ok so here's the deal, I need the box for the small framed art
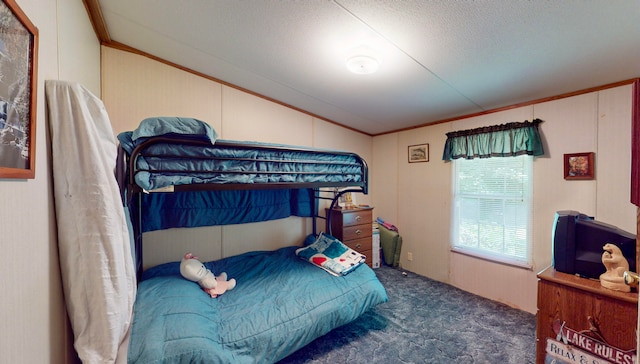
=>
[408,143,429,163]
[564,152,594,180]
[335,188,356,209]
[0,0,39,179]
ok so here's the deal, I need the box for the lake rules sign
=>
[545,320,636,364]
[546,338,613,364]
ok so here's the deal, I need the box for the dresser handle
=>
[355,215,362,222]
[355,229,361,235]
[356,243,362,249]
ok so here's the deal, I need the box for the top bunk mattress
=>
[118,117,368,192]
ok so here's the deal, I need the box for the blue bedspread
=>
[128,246,388,364]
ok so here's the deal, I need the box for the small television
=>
[552,210,636,279]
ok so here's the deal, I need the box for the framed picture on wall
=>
[408,143,429,163]
[0,0,38,179]
[564,152,595,180]
[336,188,356,209]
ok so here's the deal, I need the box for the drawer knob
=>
[355,216,362,222]
[356,243,362,249]
[355,229,362,235]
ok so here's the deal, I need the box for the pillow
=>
[131,117,218,144]
[296,232,365,276]
[116,131,135,154]
[302,233,317,246]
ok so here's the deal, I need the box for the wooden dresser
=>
[536,267,638,363]
[326,206,374,267]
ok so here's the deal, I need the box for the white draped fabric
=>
[46,80,136,363]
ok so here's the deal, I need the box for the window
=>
[451,155,533,267]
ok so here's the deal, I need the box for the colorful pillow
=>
[296,232,365,276]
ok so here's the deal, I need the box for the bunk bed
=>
[117,117,388,363]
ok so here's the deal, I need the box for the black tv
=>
[552,210,636,279]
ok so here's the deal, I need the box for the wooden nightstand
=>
[326,206,374,267]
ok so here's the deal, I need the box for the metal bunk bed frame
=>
[121,136,369,279]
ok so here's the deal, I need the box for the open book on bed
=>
[296,232,366,276]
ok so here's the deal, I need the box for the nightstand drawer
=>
[360,249,373,267]
[342,224,372,241]
[342,209,373,226]
[343,236,372,252]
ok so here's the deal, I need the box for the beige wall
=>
[0,0,100,363]
[372,84,635,313]
[0,2,632,362]
[102,47,372,269]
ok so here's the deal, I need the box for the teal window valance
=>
[442,118,544,160]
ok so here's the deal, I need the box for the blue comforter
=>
[128,247,388,363]
[118,130,365,192]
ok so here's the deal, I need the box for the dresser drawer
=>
[343,236,372,252]
[361,250,373,267]
[342,209,373,226]
[342,223,372,241]
[344,239,372,267]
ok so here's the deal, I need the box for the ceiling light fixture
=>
[346,55,379,75]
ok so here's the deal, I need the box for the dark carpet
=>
[279,265,536,363]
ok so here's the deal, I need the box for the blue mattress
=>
[118,131,366,192]
[127,246,388,364]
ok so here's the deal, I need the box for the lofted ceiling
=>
[91,0,640,135]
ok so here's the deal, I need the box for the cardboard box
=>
[372,227,380,268]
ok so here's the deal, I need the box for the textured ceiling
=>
[97,0,640,135]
